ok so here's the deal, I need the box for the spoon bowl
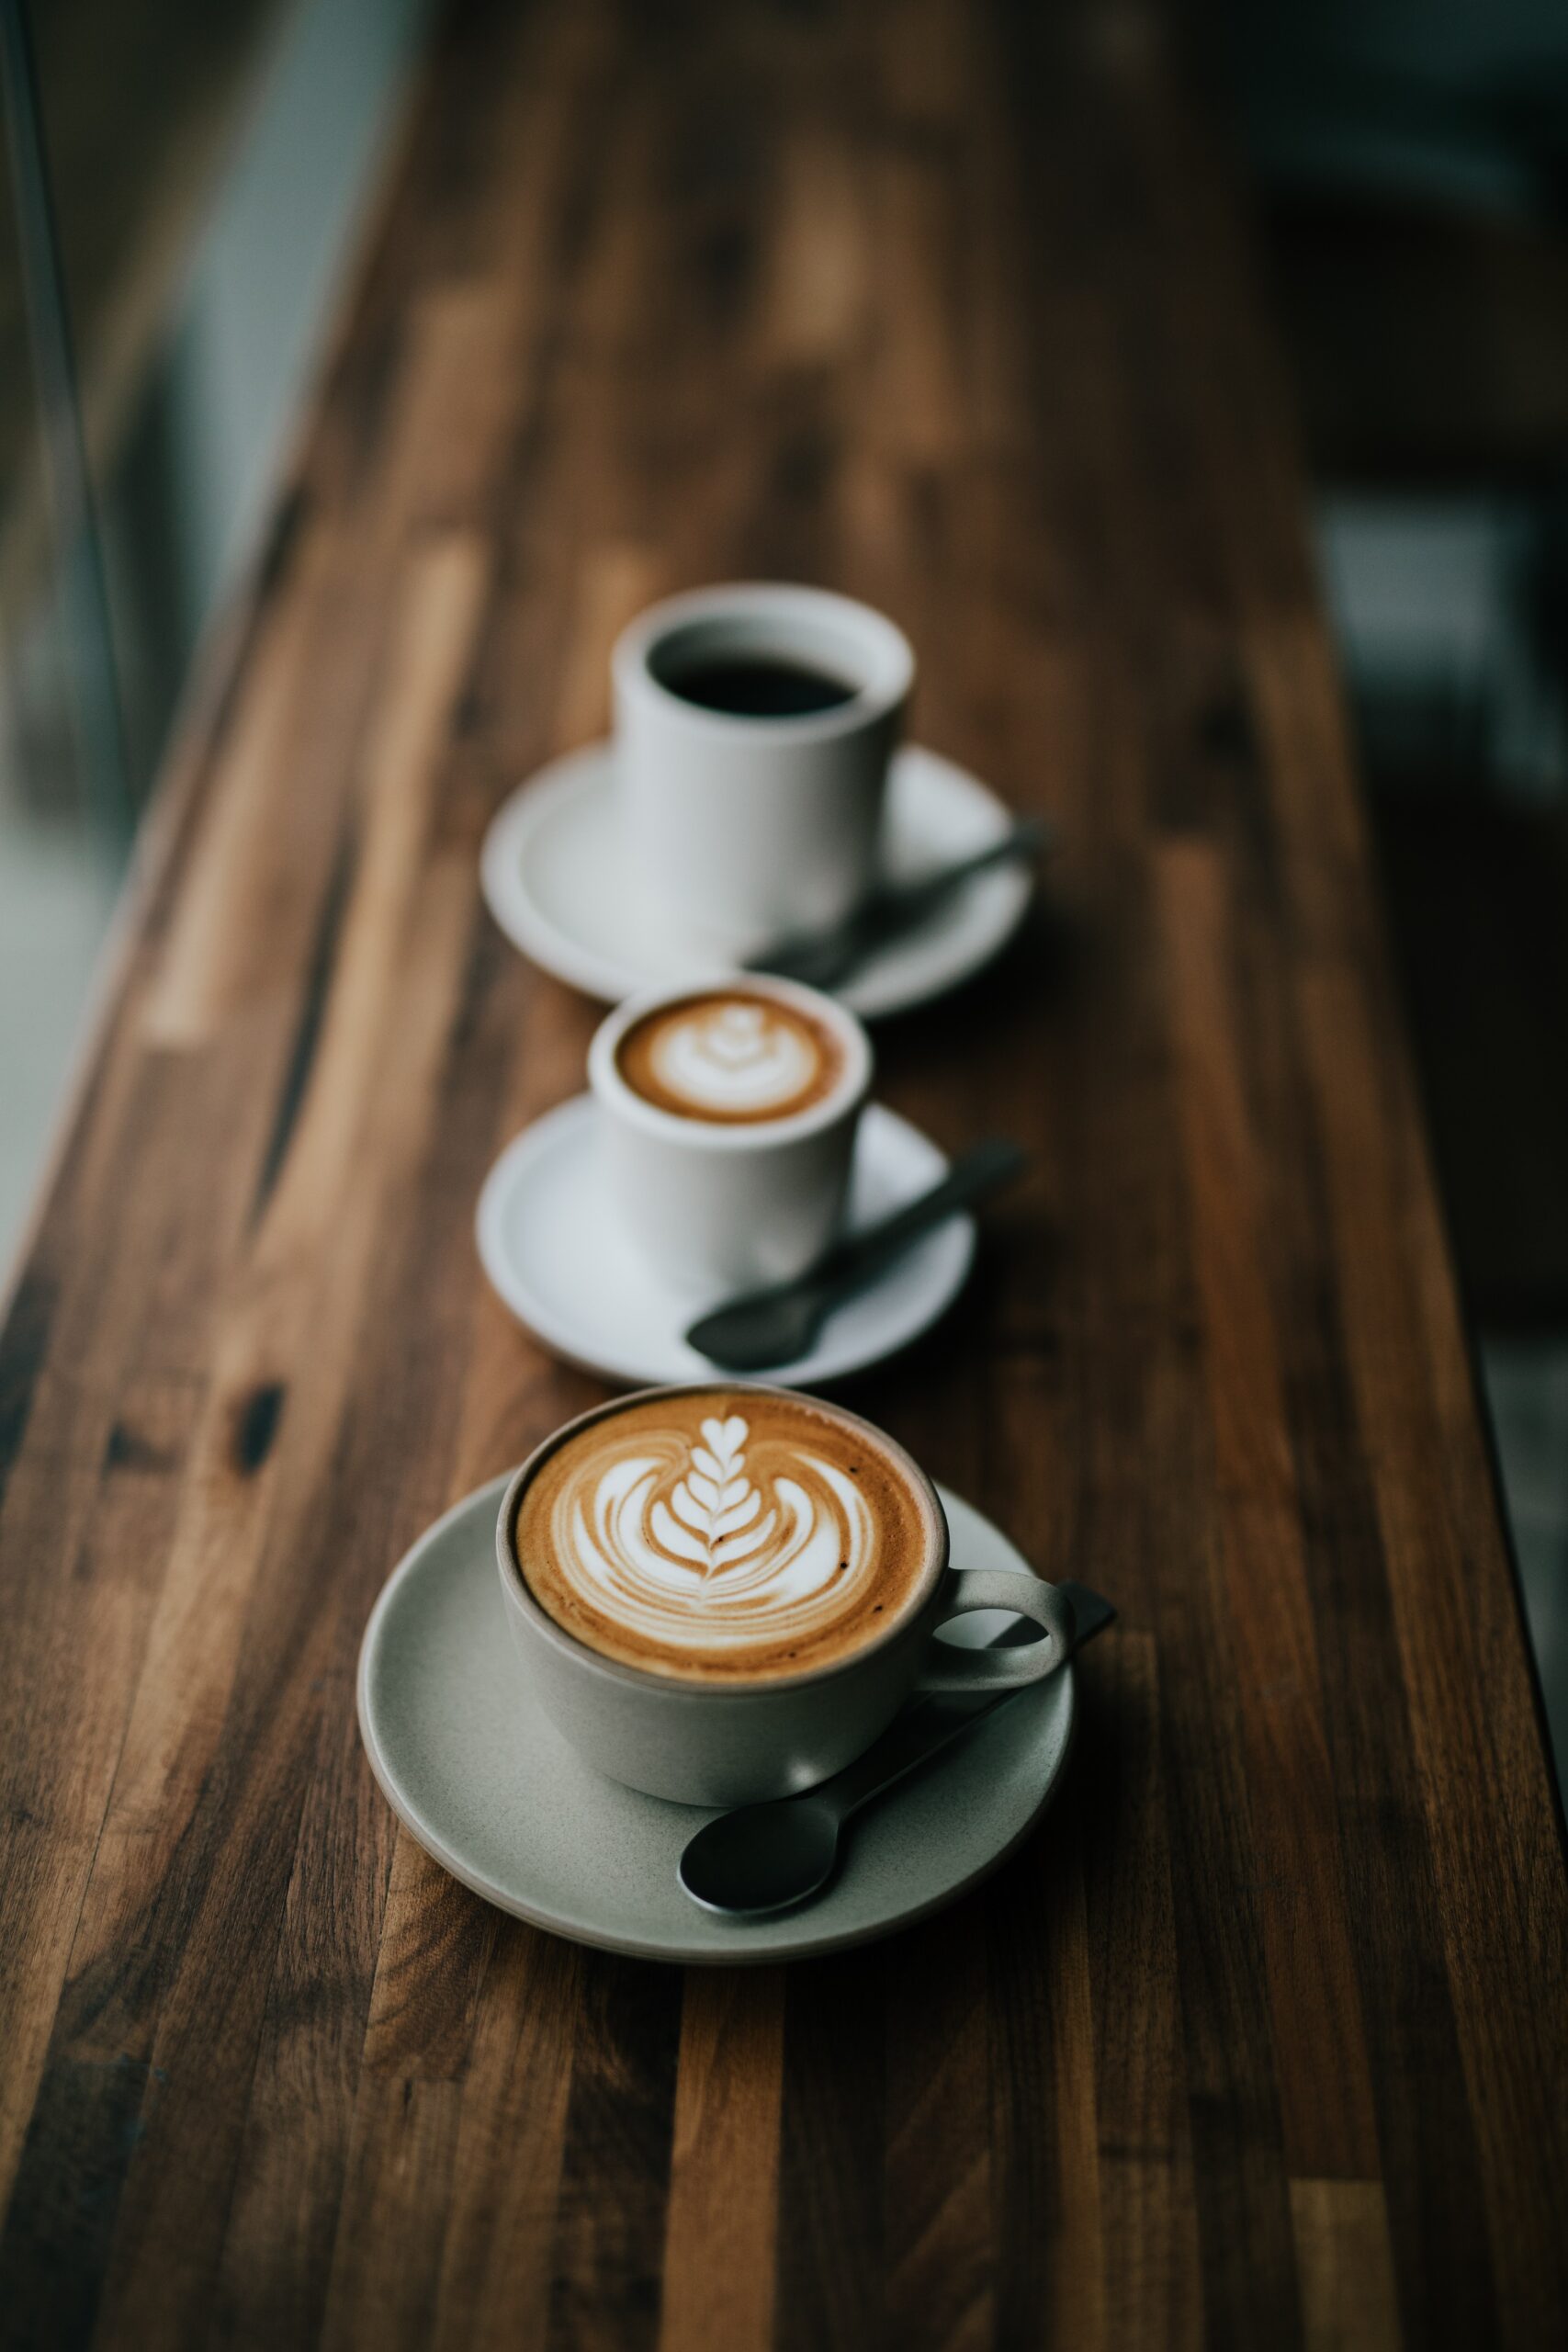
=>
[679,1795,842,1916]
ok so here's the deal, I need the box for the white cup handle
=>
[913,1571,1077,1695]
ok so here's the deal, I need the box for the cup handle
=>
[912,1572,1077,1695]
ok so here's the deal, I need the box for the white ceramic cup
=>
[612,582,915,957]
[588,977,873,1294]
[496,1383,1077,1805]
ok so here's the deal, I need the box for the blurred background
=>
[1,0,1565,1781]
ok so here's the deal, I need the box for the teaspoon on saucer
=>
[684,1136,1025,1371]
[678,1579,1115,1917]
[743,817,1049,989]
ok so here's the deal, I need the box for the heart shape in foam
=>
[706,1009,767,1065]
[669,1416,756,1577]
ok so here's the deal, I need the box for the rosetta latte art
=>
[518,1388,937,1679]
[648,1001,820,1114]
[553,1413,876,1658]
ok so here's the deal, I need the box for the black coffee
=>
[661,655,860,718]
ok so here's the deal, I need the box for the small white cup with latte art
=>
[588,976,872,1293]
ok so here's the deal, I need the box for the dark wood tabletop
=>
[3,0,1565,2345]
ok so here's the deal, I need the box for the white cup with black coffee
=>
[612,582,914,958]
[588,973,872,1293]
[496,1382,1076,1804]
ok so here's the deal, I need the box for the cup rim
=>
[497,1380,951,1698]
[612,582,914,745]
[588,974,874,1149]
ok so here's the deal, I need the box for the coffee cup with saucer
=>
[476,971,977,1385]
[480,582,1034,1020]
[356,1457,1078,1962]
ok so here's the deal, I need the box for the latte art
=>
[570,1410,871,1638]
[653,1004,817,1114]
[615,989,844,1125]
[515,1389,937,1680]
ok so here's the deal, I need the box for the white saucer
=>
[476,1096,974,1389]
[480,740,1033,1019]
[357,1474,1076,1964]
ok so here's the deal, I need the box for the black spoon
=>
[743,818,1050,989]
[679,1580,1116,1916]
[683,1137,1026,1371]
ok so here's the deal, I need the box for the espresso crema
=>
[513,1389,939,1681]
[614,990,843,1125]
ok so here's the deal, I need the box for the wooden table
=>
[3,2,1565,2344]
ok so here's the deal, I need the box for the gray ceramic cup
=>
[496,1383,1076,1806]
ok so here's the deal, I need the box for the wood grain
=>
[658,1970,784,2352]
[1,0,1564,2346]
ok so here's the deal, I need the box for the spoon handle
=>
[812,1136,1025,1291]
[817,1578,1116,1822]
[745,817,1049,984]
[819,1680,1021,1817]
[873,817,1050,925]
[682,1138,1026,1366]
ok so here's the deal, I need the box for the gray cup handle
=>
[913,1571,1077,1695]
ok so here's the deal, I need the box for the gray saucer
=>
[356,1476,1076,1963]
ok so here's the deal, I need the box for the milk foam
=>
[547,1412,877,1659]
[647,1001,821,1115]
